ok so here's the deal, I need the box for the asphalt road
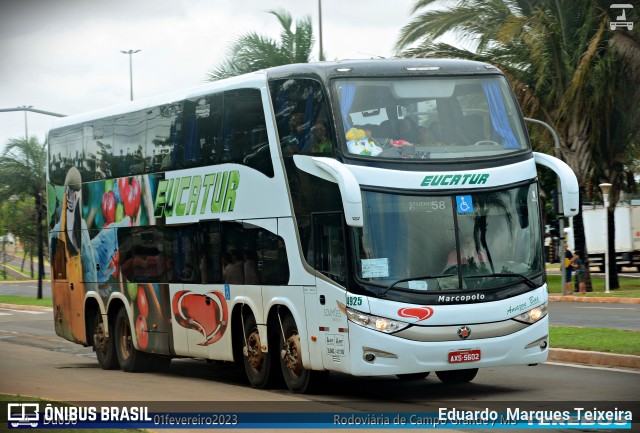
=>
[1,306,639,432]
[0,308,638,403]
[548,302,640,330]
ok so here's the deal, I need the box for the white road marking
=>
[0,309,50,314]
[545,361,640,374]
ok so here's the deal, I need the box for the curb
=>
[549,348,640,370]
[548,295,640,304]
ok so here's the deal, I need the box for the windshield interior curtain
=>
[339,83,356,132]
[481,80,519,149]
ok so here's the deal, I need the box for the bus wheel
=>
[93,311,118,370]
[242,313,274,388]
[114,307,149,372]
[279,314,320,393]
[435,368,478,384]
[397,372,430,380]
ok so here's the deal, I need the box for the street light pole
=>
[599,183,612,293]
[318,0,325,61]
[121,49,141,101]
[20,105,33,141]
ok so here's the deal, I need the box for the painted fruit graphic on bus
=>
[101,190,116,225]
[172,291,228,346]
[122,177,141,217]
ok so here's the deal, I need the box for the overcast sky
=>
[0,0,419,155]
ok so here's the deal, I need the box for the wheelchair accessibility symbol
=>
[456,195,474,213]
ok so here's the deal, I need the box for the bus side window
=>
[312,213,346,285]
[113,110,147,177]
[204,93,224,166]
[172,226,201,283]
[49,125,81,186]
[268,78,334,157]
[257,230,290,285]
[148,104,179,174]
[200,221,222,284]
[223,89,273,177]
[221,222,245,284]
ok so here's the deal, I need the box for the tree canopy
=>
[207,9,314,81]
[0,137,47,296]
[396,0,640,289]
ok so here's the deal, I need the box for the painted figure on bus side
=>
[49,167,128,341]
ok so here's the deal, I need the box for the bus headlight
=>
[513,302,548,324]
[339,303,410,334]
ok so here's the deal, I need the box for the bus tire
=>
[435,368,478,384]
[397,372,430,380]
[279,314,323,393]
[114,307,149,372]
[242,313,276,388]
[93,311,119,370]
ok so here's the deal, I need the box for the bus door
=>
[50,233,85,344]
[310,213,350,372]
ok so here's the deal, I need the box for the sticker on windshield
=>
[456,195,474,214]
[408,280,429,291]
[361,258,389,278]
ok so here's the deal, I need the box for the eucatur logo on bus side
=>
[154,170,240,218]
[421,173,490,187]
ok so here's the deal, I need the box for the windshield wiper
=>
[464,273,536,288]
[379,274,456,298]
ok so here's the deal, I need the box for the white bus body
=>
[47,59,577,392]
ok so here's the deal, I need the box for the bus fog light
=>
[364,352,375,362]
[525,335,548,350]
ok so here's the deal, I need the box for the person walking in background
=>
[572,252,586,294]
[563,244,575,295]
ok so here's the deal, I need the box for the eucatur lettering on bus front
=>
[154,167,240,223]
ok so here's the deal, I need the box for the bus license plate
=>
[448,349,481,364]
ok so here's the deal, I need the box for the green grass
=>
[546,274,640,297]
[3,262,37,277]
[0,295,52,307]
[1,395,148,433]
[550,326,640,356]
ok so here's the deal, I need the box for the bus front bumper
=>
[346,316,549,376]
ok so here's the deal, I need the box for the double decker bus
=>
[47,59,578,393]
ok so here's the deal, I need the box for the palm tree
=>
[396,0,640,290]
[0,137,47,298]
[207,9,314,81]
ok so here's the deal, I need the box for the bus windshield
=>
[333,75,529,160]
[353,182,543,295]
